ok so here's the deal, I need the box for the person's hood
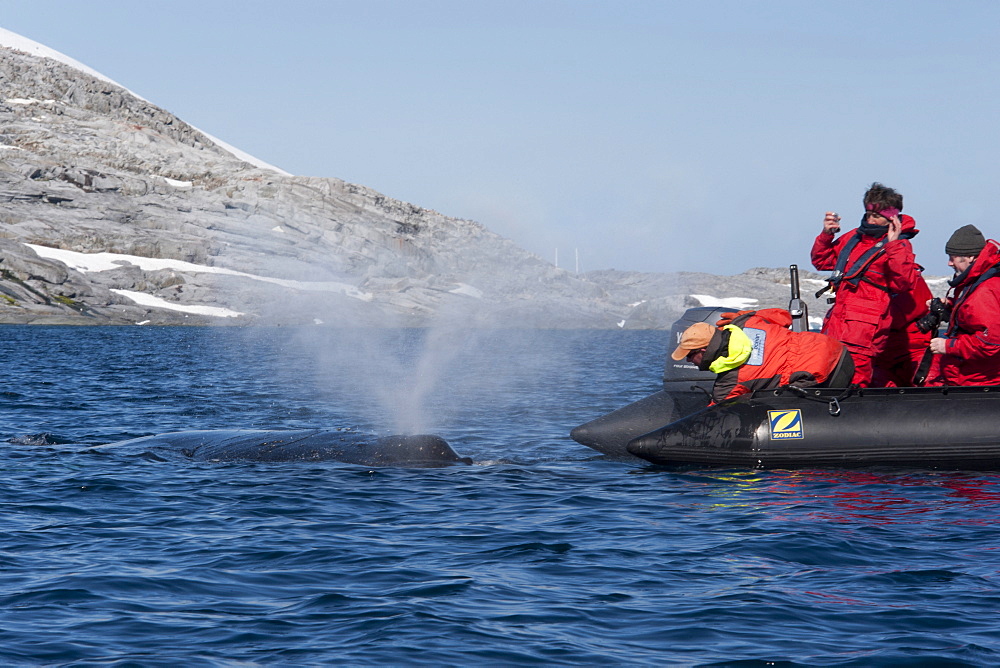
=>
[900,213,919,239]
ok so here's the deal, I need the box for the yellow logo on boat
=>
[768,409,804,440]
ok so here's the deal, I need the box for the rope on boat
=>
[774,384,859,416]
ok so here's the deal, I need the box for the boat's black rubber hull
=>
[568,306,730,457]
[569,390,708,458]
[626,387,1000,470]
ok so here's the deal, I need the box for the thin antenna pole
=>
[554,248,559,267]
[575,248,579,274]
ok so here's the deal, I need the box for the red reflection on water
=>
[738,469,1000,525]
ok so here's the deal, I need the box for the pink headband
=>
[865,203,900,219]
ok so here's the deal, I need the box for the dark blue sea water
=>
[2,325,1000,666]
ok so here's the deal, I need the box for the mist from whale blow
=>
[285,303,569,440]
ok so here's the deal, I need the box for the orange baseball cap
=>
[671,322,716,360]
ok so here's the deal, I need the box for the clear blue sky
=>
[4,0,999,274]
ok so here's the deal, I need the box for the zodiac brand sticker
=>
[768,409,804,440]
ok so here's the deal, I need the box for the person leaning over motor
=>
[811,183,924,387]
[925,225,1000,386]
[671,308,855,405]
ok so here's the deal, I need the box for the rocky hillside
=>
[0,38,914,328]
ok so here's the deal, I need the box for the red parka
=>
[711,308,848,403]
[811,214,922,385]
[926,239,1000,386]
[872,270,934,387]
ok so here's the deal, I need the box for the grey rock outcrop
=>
[1,42,631,326]
[0,41,940,328]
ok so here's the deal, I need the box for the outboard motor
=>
[661,306,730,399]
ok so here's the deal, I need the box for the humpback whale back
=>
[100,430,472,467]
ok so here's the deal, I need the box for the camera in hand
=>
[916,297,949,334]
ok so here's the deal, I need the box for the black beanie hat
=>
[945,224,986,256]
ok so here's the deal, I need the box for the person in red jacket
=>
[926,225,1000,386]
[811,183,922,386]
[671,308,854,404]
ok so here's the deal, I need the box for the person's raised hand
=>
[823,211,841,235]
[886,216,902,242]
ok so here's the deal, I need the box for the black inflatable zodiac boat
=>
[624,385,1000,470]
[571,272,1000,470]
